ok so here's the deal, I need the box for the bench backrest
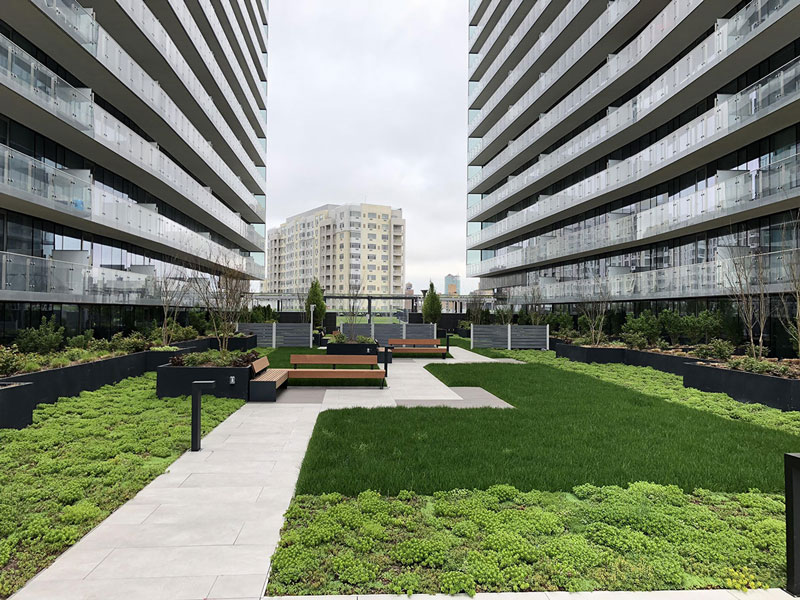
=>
[290,354,378,366]
[250,356,270,374]
[388,338,440,347]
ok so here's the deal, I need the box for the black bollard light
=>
[191,380,215,451]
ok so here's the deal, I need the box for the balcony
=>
[25,0,265,212]
[468,51,800,253]
[468,152,800,278]
[0,144,261,279]
[0,33,264,250]
[508,248,798,304]
[468,0,800,211]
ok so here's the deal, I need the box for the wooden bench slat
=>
[290,354,378,366]
[387,338,440,347]
[250,356,271,374]
[287,369,385,379]
[393,347,445,353]
[254,369,289,383]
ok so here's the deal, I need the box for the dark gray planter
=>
[555,343,625,364]
[208,335,257,351]
[623,349,701,377]
[0,382,36,429]
[456,327,471,338]
[313,333,327,347]
[684,362,800,411]
[156,364,251,400]
[145,348,191,371]
[326,343,379,356]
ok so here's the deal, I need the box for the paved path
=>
[10,348,791,599]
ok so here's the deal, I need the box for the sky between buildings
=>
[266,0,476,295]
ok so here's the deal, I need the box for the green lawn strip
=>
[267,485,783,595]
[296,361,800,495]
[491,350,800,437]
[257,347,386,387]
[0,373,243,598]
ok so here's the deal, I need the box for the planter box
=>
[326,343,379,356]
[313,333,327,347]
[684,362,800,411]
[208,335,257,351]
[624,349,701,377]
[0,382,36,429]
[156,364,251,400]
[145,348,191,371]
[555,343,625,365]
[456,327,471,338]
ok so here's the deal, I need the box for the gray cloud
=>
[266,0,475,294]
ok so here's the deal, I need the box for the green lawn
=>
[296,358,800,496]
[0,373,243,598]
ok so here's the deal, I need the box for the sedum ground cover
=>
[269,347,796,594]
[0,373,243,598]
[268,484,783,595]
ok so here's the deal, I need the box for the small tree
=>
[575,277,611,346]
[422,282,442,324]
[344,282,365,341]
[304,279,327,330]
[494,306,513,325]
[724,248,770,359]
[154,264,190,346]
[466,294,485,324]
[191,256,252,352]
[657,309,684,346]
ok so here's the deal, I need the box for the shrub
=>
[0,345,24,376]
[16,316,65,354]
[332,332,347,344]
[621,332,648,350]
[517,307,532,325]
[87,338,111,353]
[356,336,376,344]
[657,310,684,346]
[66,329,94,349]
[187,310,210,335]
[110,332,150,353]
[684,310,723,345]
[546,312,574,333]
[621,310,660,347]
[178,350,258,368]
[150,345,180,352]
[458,320,472,330]
[710,339,735,360]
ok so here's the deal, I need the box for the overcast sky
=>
[266,0,475,294]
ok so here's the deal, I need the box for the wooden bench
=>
[388,338,449,359]
[289,354,386,388]
[249,356,289,402]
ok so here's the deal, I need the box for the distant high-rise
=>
[445,274,461,295]
[268,204,406,311]
[0,1,268,338]
[467,0,800,308]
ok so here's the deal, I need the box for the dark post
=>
[787,453,800,594]
[191,380,215,452]
[384,345,390,377]
[446,334,451,355]
[367,296,372,323]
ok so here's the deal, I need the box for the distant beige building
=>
[268,204,406,311]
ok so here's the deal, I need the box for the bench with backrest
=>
[249,356,289,402]
[388,338,449,359]
[289,354,386,388]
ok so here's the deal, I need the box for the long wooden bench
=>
[289,354,386,388]
[388,338,449,359]
[249,356,289,402]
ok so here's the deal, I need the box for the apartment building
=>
[467,0,800,310]
[445,274,461,295]
[268,204,406,311]
[0,0,268,338]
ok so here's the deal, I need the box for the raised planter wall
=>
[554,343,702,376]
[683,363,800,411]
[208,335,258,351]
[156,364,251,400]
[554,343,625,365]
[0,382,37,429]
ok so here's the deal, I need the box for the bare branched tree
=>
[494,306,513,325]
[295,289,308,322]
[344,281,365,341]
[154,263,190,346]
[723,247,770,359]
[576,276,611,346]
[466,293,485,325]
[191,254,252,352]
[523,285,545,325]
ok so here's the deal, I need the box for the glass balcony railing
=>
[467,49,800,253]
[470,0,591,103]
[0,33,264,248]
[32,0,265,209]
[0,144,260,279]
[0,145,92,216]
[31,0,97,51]
[509,248,798,304]
[468,153,800,277]
[469,0,636,133]
[468,0,796,201]
[0,33,93,130]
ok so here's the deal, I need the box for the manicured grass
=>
[0,373,243,597]
[296,358,800,495]
[267,484,784,595]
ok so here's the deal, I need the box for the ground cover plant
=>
[0,373,243,597]
[267,484,784,595]
[296,358,800,495]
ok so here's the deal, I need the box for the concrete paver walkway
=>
[10,348,791,599]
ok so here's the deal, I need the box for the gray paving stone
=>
[11,575,215,600]
[208,573,268,598]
